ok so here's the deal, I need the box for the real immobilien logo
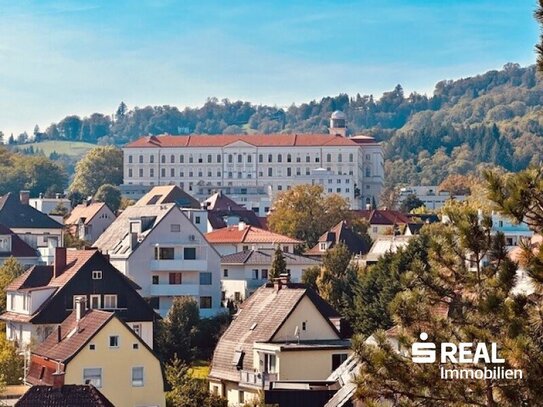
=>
[411,332,523,380]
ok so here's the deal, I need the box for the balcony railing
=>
[150,259,208,271]
[149,284,200,296]
[239,370,277,389]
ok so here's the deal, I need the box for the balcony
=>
[239,370,277,389]
[150,259,208,271]
[149,284,200,296]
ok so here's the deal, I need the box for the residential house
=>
[94,200,222,318]
[305,221,371,259]
[29,194,71,224]
[65,202,116,244]
[0,224,40,268]
[489,211,533,248]
[220,249,320,301]
[0,192,64,263]
[353,209,410,239]
[362,236,412,265]
[205,223,302,256]
[208,279,351,406]
[16,382,114,407]
[398,185,467,210]
[26,304,166,407]
[203,191,266,231]
[1,248,158,349]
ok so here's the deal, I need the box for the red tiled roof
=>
[205,225,302,244]
[125,133,360,148]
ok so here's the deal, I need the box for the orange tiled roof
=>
[65,202,108,226]
[125,133,360,148]
[205,225,302,244]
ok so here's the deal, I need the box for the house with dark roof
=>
[1,248,158,349]
[64,202,116,244]
[0,224,40,268]
[208,279,351,406]
[220,249,320,301]
[205,223,302,256]
[94,199,223,318]
[17,382,115,407]
[352,209,411,238]
[0,192,64,263]
[203,191,266,232]
[305,221,371,259]
[26,303,165,407]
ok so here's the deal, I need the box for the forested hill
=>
[10,63,543,186]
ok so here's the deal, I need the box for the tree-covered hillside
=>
[8,63,542,187]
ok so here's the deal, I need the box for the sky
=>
[0,0,538,136]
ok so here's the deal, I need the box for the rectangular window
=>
[109,335,119,348]
[184,247,196,260]
[90,295,100,309]
[332,354,348,371]
[252,269,259,280]
[268,168,272,177]
[239,391,245,404]
[195,216,201,224]
[139,169,143,177]
[132,367,144,387]
[169,273,182,285]
[170,224,181,232]
[128,155,133,164]
[261,269,268,280]
[170,168,175,177]
[200,296,212,309]
[223,269,229,277]
[200,272,212,285]
[83,368,102,388]
[104,295,117,309]
[152,275,159,284]
[92,271,102,280]
[128,168,133,178]
[132,324,141,337]
[156,247,175,260]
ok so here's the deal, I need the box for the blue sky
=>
[0,0,538,135]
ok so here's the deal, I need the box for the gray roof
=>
[209,284,341,382]
[221,249,320,266]
[94,203,176,256]
[0,193,62,229]
[324,355,359,407]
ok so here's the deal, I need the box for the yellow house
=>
[209,278,351,406]
[26,298,165,407]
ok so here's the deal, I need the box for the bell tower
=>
[329,110,347,137]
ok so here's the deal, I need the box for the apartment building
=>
[122,112,384,210]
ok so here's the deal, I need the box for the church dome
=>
[331,110,346,120]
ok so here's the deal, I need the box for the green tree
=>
[94,184,121,213]
[0,332,23,384]
[354,201,543,405]
[0,258,25,312]
[536,1,543,72]
[69,146,123,197]
[317,243,356,314]
[165,356,227,407]
[399,193,425,213]
[301,265,321,291]
[156,297,200,363]
[269,247,287,281]
[268,185,351,248]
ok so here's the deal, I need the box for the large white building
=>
[122,112,384,210]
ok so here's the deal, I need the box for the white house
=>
[94,198,223,318]
[220,249,321,301]
[64,202,116,244]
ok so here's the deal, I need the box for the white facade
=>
[122,132,384,210]
[399,185,467,210]
[29,196,71,224]
[97,206,223,318]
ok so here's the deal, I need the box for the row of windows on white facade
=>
[83,366,144,388]
[127,152,364,164]
[127,167,371,178]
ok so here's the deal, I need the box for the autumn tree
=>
[0,258,25,312]
[268,185,351,248]
[69,146,123,197]
[354,201,543,405]
[438,173,473,196]
[269,247,287,281]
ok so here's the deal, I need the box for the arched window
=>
[365,167,371,177]
[139,155,143,164]
[180,155,184,163]
[268,154,273,163]
[170,155,175,163]
[161,155,166,164]
[259,154,263,163]
[326,153,331,162]
[150,155,155,164]
[287,154,292,163]
[238,155,243,163]
[128,155,133,164]
[349,153,354,162]
[277,154,282,163]
[247,155,252,163]
[207,154,212,163]
[338,154,342,163]
[228,154,233,163]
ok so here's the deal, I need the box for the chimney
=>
[274,278,282,292]
[55,193,61,199]
[57,325,62,343]
[75,296,86,321]
[238,221,246,231]
[52,371,65,389]
[19,190,30,205]
[54,247,67,278]
[279,272,291,285]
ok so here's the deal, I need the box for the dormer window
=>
[319,242,327,251]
